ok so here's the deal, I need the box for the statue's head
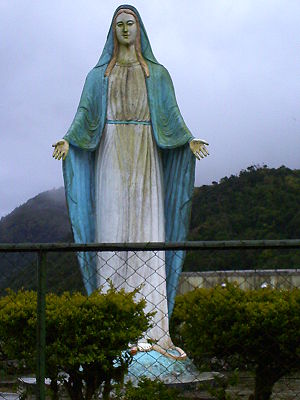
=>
[105,7,149,78]
[114,9,139,47]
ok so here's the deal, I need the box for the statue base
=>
[127,350,215,385]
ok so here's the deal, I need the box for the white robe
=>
[95,62,172,349]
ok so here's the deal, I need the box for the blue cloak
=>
[63,5,195,316]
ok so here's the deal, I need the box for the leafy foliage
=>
[117,378,182,400]
[0,288,151,400]
[185,165,300,271]
[172,284,300,400]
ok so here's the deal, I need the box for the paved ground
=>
[0,393,19,400]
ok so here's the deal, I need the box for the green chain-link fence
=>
[0,240,299,399]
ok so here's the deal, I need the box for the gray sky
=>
[1,0,299,218]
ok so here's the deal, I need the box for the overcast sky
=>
[0,0,299,218]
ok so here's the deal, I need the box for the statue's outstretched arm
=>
[189,138,209,160]
[52,139,69,160]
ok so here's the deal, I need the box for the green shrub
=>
[118,377,182,400]
[172,284,300,400]
[0,288,151,400]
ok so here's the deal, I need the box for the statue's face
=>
[115,12,137,46]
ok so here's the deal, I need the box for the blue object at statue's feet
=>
[127,350,204,384]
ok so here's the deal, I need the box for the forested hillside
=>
[0,188,80,293]
[0,166,299,292]
[185,165,300,270]
[0,187,72,243]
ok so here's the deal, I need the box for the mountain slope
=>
[185,165,300,270]
[0,188,80,294]
[0,187,72,243]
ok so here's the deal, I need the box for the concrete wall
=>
[178,269,300,295]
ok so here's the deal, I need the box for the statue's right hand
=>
[52,139,69,160]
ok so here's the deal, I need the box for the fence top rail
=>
[182,269,300,276]
[0,239,299,253]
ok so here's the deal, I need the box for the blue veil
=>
[63,5,195,316]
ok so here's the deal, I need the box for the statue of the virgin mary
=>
[53,5,208,357]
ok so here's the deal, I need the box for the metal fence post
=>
[36,250,47,400]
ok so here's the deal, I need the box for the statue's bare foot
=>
[152,344,187,360]
[128,341,153,354]
[129,340,186,359]
[137,341,153,352]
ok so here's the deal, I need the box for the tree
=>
[0,288,151,399]
[172,284,300,400]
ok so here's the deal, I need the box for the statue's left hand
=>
[189,138,209,160]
